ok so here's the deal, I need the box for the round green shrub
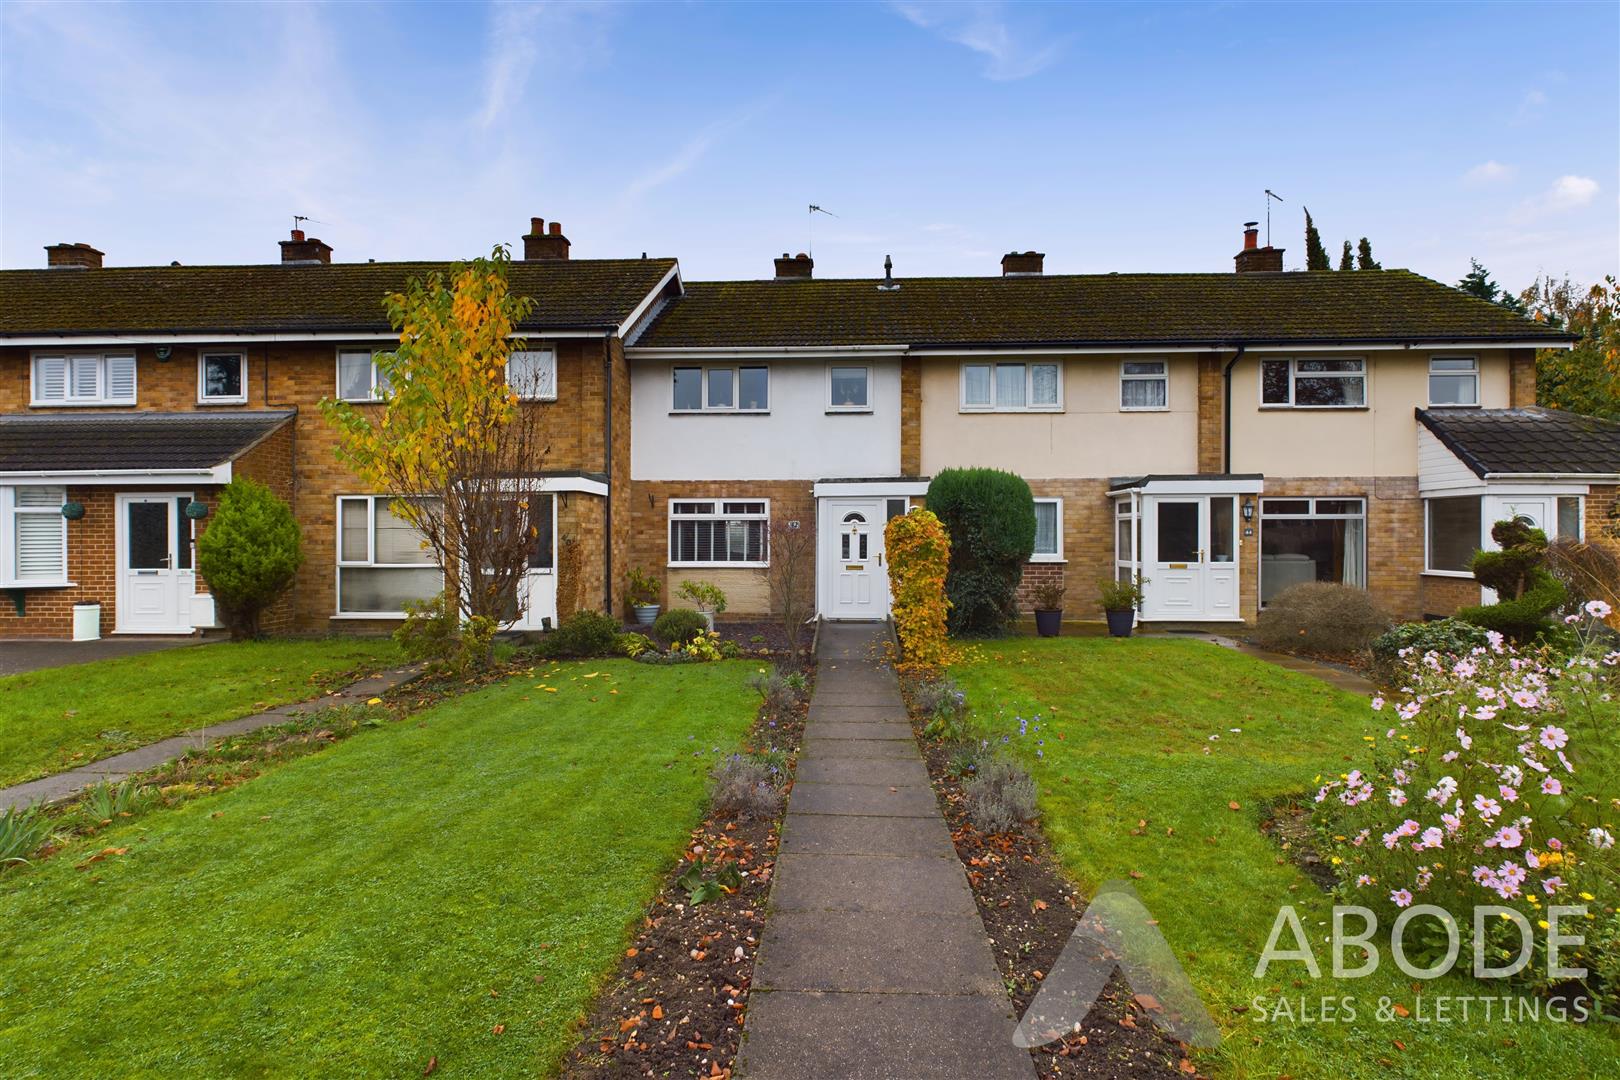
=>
[195,478,303,640]
[653,607,708,646]
[925,467,1037,636]
[545,610,620,657]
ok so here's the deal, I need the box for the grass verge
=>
[0,658,758,1077]
[950,635,1619,1080]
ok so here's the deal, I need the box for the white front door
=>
[1141,495,1239,621]
[116,493,194,634]
[510,493,558,631]
[820,499,890,620]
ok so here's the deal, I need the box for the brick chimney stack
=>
[1234,221,1283,273]
[1000,251,1045,276]
[45,242,104,269]
[523,217,570,260]
[279,228,333,265]
[774,252,813,280]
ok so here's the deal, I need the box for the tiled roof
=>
[1416,407,1620,477]
[0,411,295,473]
[0,259,678,336]
[631,270,1570,349]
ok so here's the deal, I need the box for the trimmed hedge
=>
[925,468,1036,635]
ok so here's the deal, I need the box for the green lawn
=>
[0,638,402,787]
[951,637,1619,1080]
[0,659,758,1077]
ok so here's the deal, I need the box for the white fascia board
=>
[1241,341,1572,353]
[626,344,907,360]
[813,480,930,498]
[1481,474,1613,485]
[1419,478,1598,496]
[485,476,609,497]
[617,263,683,340]
[923,345,1213,356]
[5,330,610,346]
[1112,478,1265,496]
[0,464,231,485]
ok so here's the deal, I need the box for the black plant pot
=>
[1105,609,1136,638]
[1034,609,1063,637]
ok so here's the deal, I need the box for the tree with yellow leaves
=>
[322,246,551,656]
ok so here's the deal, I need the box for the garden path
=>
[738,621,1033,1080]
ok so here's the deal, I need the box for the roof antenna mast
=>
[807,204,836,260]
[1263,190,1284,248]
[293,214,309,233]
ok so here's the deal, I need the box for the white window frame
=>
[1259,356,1368,409]
[959,361,1063,413]
[506,349,558,402]
[333,495,443,617]
[667,498,770,568]
[1428,355,1479,408]
[1031,497,1064,562]
[671,365,770,414]
[1119,360,1169,411]
[197,351,248,405]
[1423,495,1483,577]
[30,352,137,407]
[827,365,873,413]
[335,349,390,403]
[1,486,69,587]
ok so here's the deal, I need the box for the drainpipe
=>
[1221,345,1247,474]
[602,336,615,615]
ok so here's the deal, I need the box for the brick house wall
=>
[900,356,922,477]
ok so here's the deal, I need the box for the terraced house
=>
[1,219,1610,640]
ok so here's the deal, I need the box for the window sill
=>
[1422,570,1477,580]
[1258,404,1370,411]
[1028,556,1066,564]
[959,407,1065,415]
[826,408,873,415]
[667,562,769,570]
[0,580,73,589]
[330,612,410,620]
[197,398,248,407]
[29,401,137,409]
[1426,402,1480,409]
[668,410,772,416]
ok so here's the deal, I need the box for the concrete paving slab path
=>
[0,664,421,812]
[739,621,1033,1080]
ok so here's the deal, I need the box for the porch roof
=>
[0,411,294,474]
[1415,407,1620,478]
[1107,473,1264,494]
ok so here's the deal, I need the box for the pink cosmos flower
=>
[1547,837,1563,851]
[1456,727,1474,749]
[1474,794,1502,818]
[1370,696,1385,711]
[1513,690,1540,709]
[1499,785,1518,802]
[1539,725,1569,751]
[1420,827,1444,849]
[1542,877,1565,895]
[1585,599,1612,619]
[1442,812,1464,833]
[1441,750,1460,763]
[1391,889,1414,908]
[1356,874,1375,887]
[1489,825,1524,849]
[1541,777,1563,796]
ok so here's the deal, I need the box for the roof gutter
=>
[602,337,615,616]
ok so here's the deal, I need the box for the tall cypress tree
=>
[1356,238,1380,270]
[1304,209,1331,271]
[1338,241,1354,271]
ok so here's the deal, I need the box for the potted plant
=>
[676,579,728,631]
[1098,576,1146,638]
[626,567,661,625]
[1031,581,1065,638]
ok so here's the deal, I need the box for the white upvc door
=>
[820,498,890,620]
[498,493,559,632]
[116,492,195,634]
[1140,495,1239,621]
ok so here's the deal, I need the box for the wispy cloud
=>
[619,98,775,203]
[474,1,617,130]
[1463,160,1515,186]
[891,1,1067,81]
[1513,87,1548,122]
[1508,174,1601,224]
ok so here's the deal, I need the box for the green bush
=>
[543,610,620,658]
[1254,582,1392,656]
[195,479,303,639]
[395,592,498,673]
[652,607,708,646]
[1456,519,1567,643]
[1369,619,1491,685]
[925,468,1037,635]
[615,631,656,658]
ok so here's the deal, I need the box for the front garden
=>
[0,658,763,1077]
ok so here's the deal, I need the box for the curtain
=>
[1341,518,1365,587]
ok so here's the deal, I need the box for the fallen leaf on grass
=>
[1228,801,1242,811]
[1392,1003,1410,1018]
[652,1005,664,1020]
[491,1025,505,1035]
[1179,1061,1197,1075]
[367,697,383,705]
[422,1057,437,1076]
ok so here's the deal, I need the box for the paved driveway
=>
[0,637,209,678]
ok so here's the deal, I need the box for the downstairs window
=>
[1261,497,1367,604]
[336,496,442,614]
[669,500,768,566]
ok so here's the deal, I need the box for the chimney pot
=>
[45,242,105,269]
[1000,250,1045,276]
[280,229,332,265]
[1234,222,1283,273]
[1242,221,1259,251]
[523,215,570,260]
[774,253,813,280]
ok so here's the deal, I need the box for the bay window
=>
[1,486,68,585]
[1261,358,1366,408]
[1424,496,1482,575]
[1260,497,1367,603]
[961,362,1061,411]
[336,496,442,614]
[32,353,136,406]
[669,499,768,566]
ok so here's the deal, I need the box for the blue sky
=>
[2,1,1615,290]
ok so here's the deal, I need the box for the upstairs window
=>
[1429,356,1478,406]
[32,354,136,406]
[671,366,768,412]
[1261,357,1365,408]
[1120,360,1168,410]
[961,362,1061,411]
[199,352,246,404]
[828,366,870,411]
[506,350,557,401]
[2,486,68,586]
[337,350,392,402]
[669,499,769,566]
